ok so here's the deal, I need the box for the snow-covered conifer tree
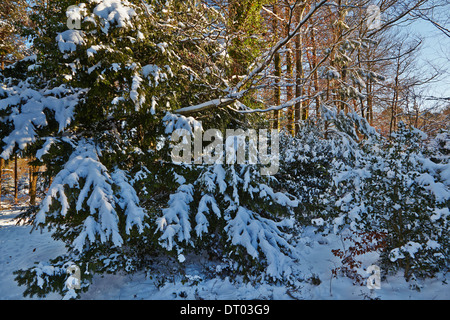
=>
[3,0,300,298]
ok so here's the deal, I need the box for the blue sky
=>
[410,16,450,101]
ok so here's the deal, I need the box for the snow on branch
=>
[225,206,295,280]
[156,184,194,251]
[111,169,148,234]
[163,112,203,135]
[0,83,82,160]
[234,94,319,114]
[35,140,123,253]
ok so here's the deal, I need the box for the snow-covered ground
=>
[1,207,449,300]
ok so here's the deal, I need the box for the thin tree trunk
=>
[310,26,320,121]
[14,155,18,205]
[0,62,3,208]
[294,3,307,134]
[365,57,374,126]
[0,158,3,209]
[29,158,38,206]
[273,4,281,131]
[367,79,374,126]
[285,7,294,136]
[390,74,400,136]
[390,55,401,136]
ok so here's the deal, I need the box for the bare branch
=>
[175,0,329,115]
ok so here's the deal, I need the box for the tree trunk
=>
[390,54,402,136]
[390,74,400,136]
[294,3,307,134]
[367,79,374,126]
[29,158,38,206]
[309,25,320,121]
[0,158,3,209]
[365,56,374,126]
[285,6,294,136]
[273,4,281,131]
[0,61,3,208]
[14,155,18,205]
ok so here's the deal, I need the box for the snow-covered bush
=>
[152,161,299,282]
[131,112,299,282]
[278,108,449,281]
[324,120,450,279]
[277,124,333,223]
[430,129,450,163]
[277,107,377,226]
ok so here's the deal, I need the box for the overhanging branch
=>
[175,0,329,115]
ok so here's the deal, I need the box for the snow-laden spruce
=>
[4,0,302,298]
[35,140,147,253]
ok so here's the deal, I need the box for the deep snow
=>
[0,207,449,300]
